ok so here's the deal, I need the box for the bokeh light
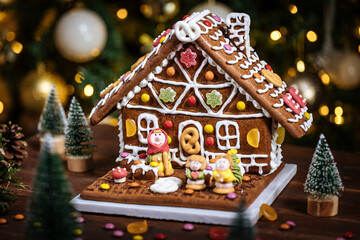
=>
[117,8,128,20]
[319,105,329,116]
[84,84,94,97]
[289,4,298,14]
[270,30,282,41]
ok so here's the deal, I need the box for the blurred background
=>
[0,0,359,151]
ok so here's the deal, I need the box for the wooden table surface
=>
[1,125,359,240]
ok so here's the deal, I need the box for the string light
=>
[289,4,298,14]
[10,41,23,54]
[287,67,296,77]
[334,115,344,125]
[306,30,318,42]
[270,30,282,41]
[75,72,85,83]
[0,101,3,114]
[6,31,15,41]
[84,84,94,97]
[319,71,330,85]
[116,8,128,20]
[109,118,119,127]
[319,105,329,116]
[296,60,305,72]
[334,106,343,116]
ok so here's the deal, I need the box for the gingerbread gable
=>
[90,10,312,139]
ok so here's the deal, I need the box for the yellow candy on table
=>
[150,162,159,167]
[259,204,278,221]
[141,93,150,103]
[133,235,143,240]
[127,220,148,234]
[33,222,42,227]
[73,229,83,235]
[168,136,172,144]
[237,101,246,111]
[100,183,110,190]
[304,112,310,120]
[247,128,260,148]
[276,127,285,144]
[126,119,137,137]
[204,124,214,133]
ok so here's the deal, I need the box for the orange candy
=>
[242,175,251,182]
[127,220,148,234]
[259,204,278,221]
[14,214,24,221]
[205,71,214,81]
[166,67,175,77]
[0,218,7,224]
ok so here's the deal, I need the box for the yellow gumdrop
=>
[259,204,278,221]
[126,119,137,137]
[276,127,285,144]
[100,183,110,190]
[168,136,172,144]
[227,149,237,155]
[73,229,82,235]
[247,128,260,148]
[160,36,166,43]
[150,162,159,167]
[236,159,240,164]
[127,220,148,235]
[237,101,246,111]
[133,235,143,240]
[304,112,310,120]
[141,93,150,103]
[204,124,214,133]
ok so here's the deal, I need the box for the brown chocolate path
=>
[80,164,284,211]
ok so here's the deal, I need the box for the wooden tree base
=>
[40,135,65,156]
[307,195,338,217]
[67,156,94,172]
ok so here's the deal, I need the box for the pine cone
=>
[0,122,28,167]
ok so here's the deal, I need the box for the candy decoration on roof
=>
[283,93,301,114]
[289,87,307,107]
[206,90,222,108]
[180,48,197,68]
[159,87,176,103]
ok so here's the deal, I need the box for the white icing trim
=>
[225,13,251,58]
[137,113,159,144]
[178,120,204,161]
[300,113,313,132]
[215,120,240,150]
[118,113,124,154]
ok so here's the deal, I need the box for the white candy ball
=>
[54,8,107,63]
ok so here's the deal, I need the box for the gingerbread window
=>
[215,120,240,150]
[137,113,159,144]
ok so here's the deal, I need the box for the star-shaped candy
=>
[180,48,197,68]
[159,87,176,103]
[206,90,222,108]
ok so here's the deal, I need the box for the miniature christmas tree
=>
[38,85,67,136]
[26,134,81,240]
[228,201,256,240]
[304,134,343,199]
[304,134,343,217]
[65,97,96,157]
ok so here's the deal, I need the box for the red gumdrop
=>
[183,15,190,20]
[164,120,173,129]
[209,227,228,240]
[155,233,166,240]
[203,20,212,27]
[205,137,214,146]
[265,64,272,71]
[139,153,147,159]
[187,96,197,105]
[344,232,355,239]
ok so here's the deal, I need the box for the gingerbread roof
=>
[89,10,312,139]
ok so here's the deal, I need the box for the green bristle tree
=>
[26,134,81,240]
[304,134,343,199]
[228,201,256,240]
[65,97,96,157]
[38,85,67,136]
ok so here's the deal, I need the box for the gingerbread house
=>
[89,10,313,177]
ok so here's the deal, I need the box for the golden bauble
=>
[0,79,12,121]
[140,0,180,22]
[20,70,68,112]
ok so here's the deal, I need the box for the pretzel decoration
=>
[180,127,201,154]
[175,20,201,42]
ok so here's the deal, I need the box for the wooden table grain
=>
[1,125,359,240]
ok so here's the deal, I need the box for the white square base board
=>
[71,163,296,226]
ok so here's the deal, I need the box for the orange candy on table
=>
[127,220,148,235]
[14,214,25,221]
[259,204,278,221]
[0,218,7,224]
